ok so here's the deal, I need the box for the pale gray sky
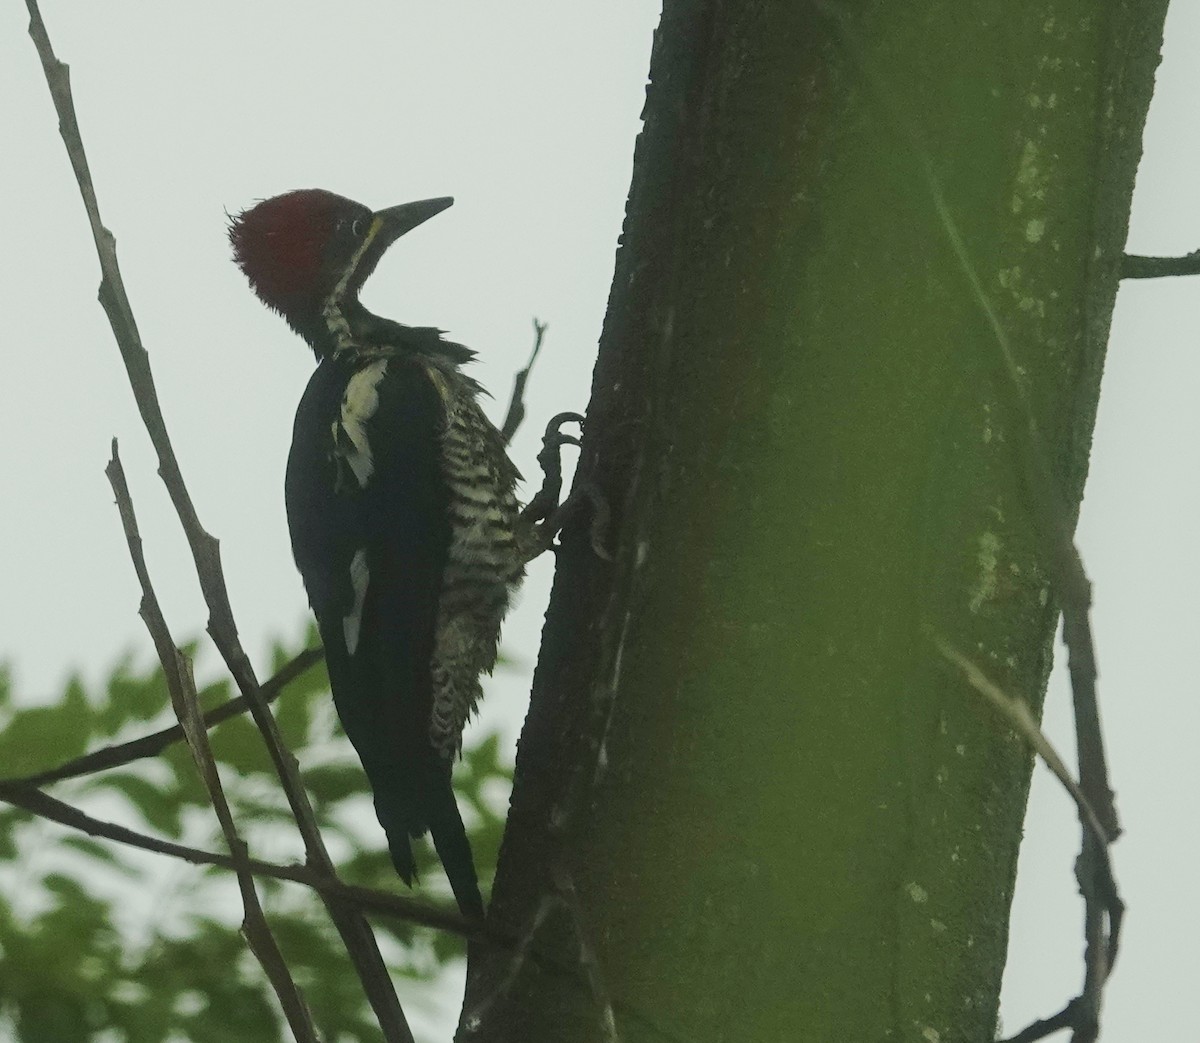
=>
[0,3,1196,1040]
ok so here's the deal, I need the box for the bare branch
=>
[24,5,410,1037]
[999,999,1081,1043]
[1121,250,1200,278]
[0,781,476,937]
[0,776,699,1043]
[106,440,319,1043]
[932,634,1112,847]
[500,318,548,444]
[933,634,1124,1043]
[461,895,559,1032]
[2,647,323,789]
[551,864,621,1043]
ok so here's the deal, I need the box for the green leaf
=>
[0,662,12,711]
[101,655,170,728]
[160,740,210,808]
[14,988,97,1043]
[274,680,313,749]
[195,676,232,712]
[59,834,126,869]
[207,714,273,776]
[0,806,27,859]
[0,700,92,777]
[92,769,184,837]
[429,923,469,966]
[303,762,365,805]
[0,619,513,1043]
[41,872,93,908]
[228,791,295,826]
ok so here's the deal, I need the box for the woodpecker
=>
[229,189,570,920]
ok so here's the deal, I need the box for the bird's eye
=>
[351,218,365,237]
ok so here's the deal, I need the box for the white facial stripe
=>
[339,359,388,487]
[332,214,384,299]
[323,214,384,348]
[343,548,370,655]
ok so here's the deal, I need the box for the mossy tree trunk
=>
[461,3,1167,1041]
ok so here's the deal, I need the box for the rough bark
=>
[461,2,1168,1041]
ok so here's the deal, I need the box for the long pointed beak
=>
[374,196,454,246]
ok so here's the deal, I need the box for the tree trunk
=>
[460,2,1167,1040]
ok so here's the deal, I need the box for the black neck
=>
[294,297,476,366]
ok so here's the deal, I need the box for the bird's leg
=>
[521,411,584,527]
[520,412,611,562]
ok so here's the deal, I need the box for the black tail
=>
[323,623,484,921]
[425,771,485,922]
[370,755,483,921]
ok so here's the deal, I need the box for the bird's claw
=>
[523,413,585,526]
[520,413,612,561]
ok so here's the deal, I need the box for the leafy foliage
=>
[0,624,515,1041]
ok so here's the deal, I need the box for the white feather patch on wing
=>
[339,359,389,487]
[343,548,370,656]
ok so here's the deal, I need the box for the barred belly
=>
[426,366,525,757]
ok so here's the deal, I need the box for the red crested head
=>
[229,189,454,353]
[229,189,366,318]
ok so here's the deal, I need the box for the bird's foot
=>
[521,412,611,561]
[521,411,584,526]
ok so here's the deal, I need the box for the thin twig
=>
[999,999,1081,1043]
[1121,250,1200,278]
[0,772,696,1043]
[106,441,318,1043]
[0,781,476,937]
[933,634,1124,1043]
[2,647,323,789]
[932,635,1111,845]
[500,318,548,444]
[551,864,621,1043]
[0,778,692,1043]
[24,6,411,1038]
[460,894,559,1033]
